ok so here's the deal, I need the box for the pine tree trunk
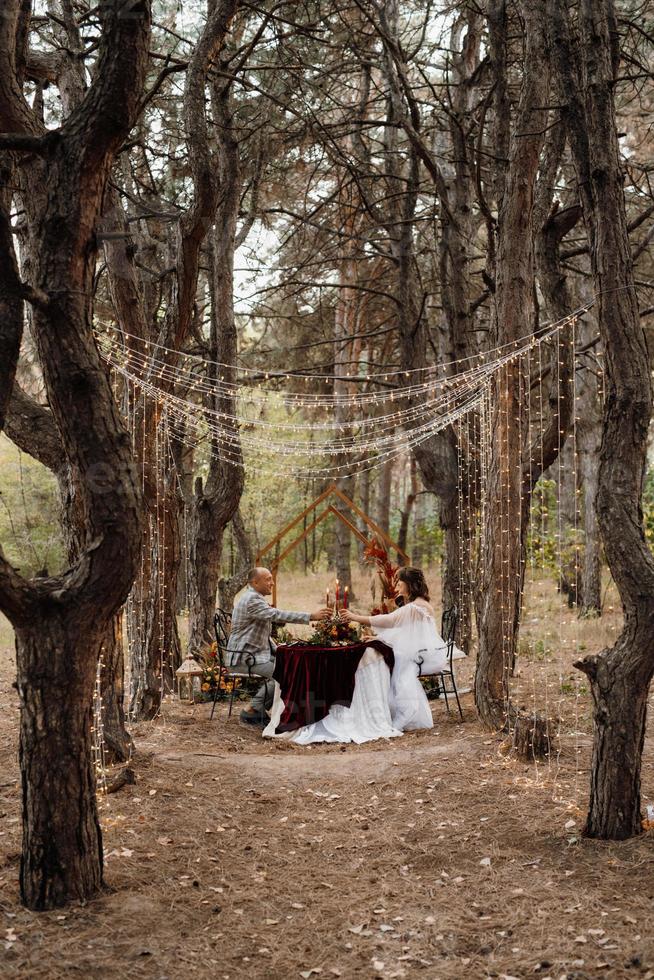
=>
[400,9,479,633]
[104,1,240,718]
[534,128,586,612]
[475,1,550,728]
[549,0,654,839]
[100,612,132,764]
[440,491,466,637]
[440,497,458,609]
[218,510,253,612]
[0,3,149,911]
[411,490,425,566]
[173,435,194,615]
[476,366,523,724]
[103,218,185,721]
[414,433,465,621]
[186,64,245,648]
[576,311,603,615]
[129,495,182,719]
[0,2,150,909]
[580,647,648,838]
[397,460,417,559]
[17,615,104,909]
[357,468,371,561]
[188,475,229,652]
[2,384,134,754]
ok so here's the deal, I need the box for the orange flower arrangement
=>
[363,538,400,614]
[200,643,240,696]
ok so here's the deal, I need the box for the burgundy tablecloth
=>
[273,640,394,733]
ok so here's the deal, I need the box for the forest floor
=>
[0,570,653,980]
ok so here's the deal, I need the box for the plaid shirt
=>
[227,587,311,666]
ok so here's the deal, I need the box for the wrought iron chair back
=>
[211,609,232,720]
[415,604,464,720]
[441,605,459,668]
[211,609,261,720]
[213,609,231,668]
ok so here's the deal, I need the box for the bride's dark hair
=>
[398,566,430,602]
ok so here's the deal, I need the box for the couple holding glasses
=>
[228,565,456,744]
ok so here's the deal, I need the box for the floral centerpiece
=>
[306,615,361,647]
[199,641,241,699]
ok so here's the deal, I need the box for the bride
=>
[263,567,450,744]
[342,566,449,731]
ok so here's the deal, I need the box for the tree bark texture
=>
[4,379,133,758]
[187,59,245,652]
[104,0,240,713]
[0,0,150,909]
[576,308,603,615]
[103,205,183,721]
[384,4,482,644]
[99,613,132,764]
[218,509,254,612]
[16,614,104,909]
[128,487,182,719]
[475,2,550,729]
[548,0,654,840]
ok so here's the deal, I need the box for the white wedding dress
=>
[263,600,455,744]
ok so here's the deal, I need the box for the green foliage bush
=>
[0,436,65,578]
[643,467,654,553]
[527,478,585,601]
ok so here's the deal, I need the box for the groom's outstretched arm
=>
[245,591,311,625]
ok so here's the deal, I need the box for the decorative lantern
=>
[176,656,204,703]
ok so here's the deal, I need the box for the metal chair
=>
[416,605,464,720]
[209,609,264,721]
[209,609,248,721]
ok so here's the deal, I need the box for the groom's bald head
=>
[248,567,273,595]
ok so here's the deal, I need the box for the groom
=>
[227,567,329,726]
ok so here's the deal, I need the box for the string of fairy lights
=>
[96,306,591,482]
[96,306,590,405]
[91,299,607,796]
[92,653,108,799]
[445,326,593,786]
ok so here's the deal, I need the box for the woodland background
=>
[0,2,653,970]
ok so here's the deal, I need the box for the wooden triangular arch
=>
[256,484,409,605]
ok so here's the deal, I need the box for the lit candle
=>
[335,579,339,611]
[325,588,330,608]
[344,585,349,609]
